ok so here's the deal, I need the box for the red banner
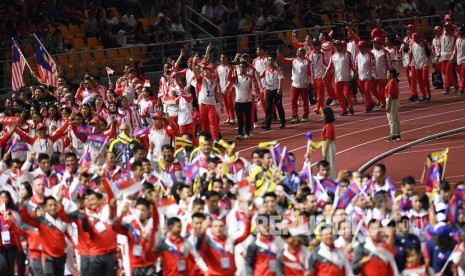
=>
[0,117,19,124]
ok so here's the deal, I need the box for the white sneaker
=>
[236,135,245,140]
[244,134,249,139]
[330,100,339,106]
[254,122,259,128]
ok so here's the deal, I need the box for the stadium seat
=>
[72,39,87,51]
[57,25,69,36]
[239,36,248,51]
[138,18,149,32]
[148,17,157,26]
[80,52,93,63]
[320,14,331,25]
[69,25,81,35]
[118,48,131,59]
[87,37,101,50]
[68,53,80,64]
[93,50,106,61]
[24,43,35,57]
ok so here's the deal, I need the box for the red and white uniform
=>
[158,74,170,99]
[118,106,139,132]
[372,47,390,105]
[432,35,441,68]
[385,45,399,71]
[253,55,269,90]
[409,40,431,98]
[322,40,337,101]
[148,122,177,160]
[453,36,465,91]
[226,73,259,103]
[440,32,458,90]
[215,63,235,121]
[177,93,196,138]
[355,51,376,108]
[292,40,314,57]
[76,87,99,105]
[14,121,70,157]
[164,84,182,124]
[193,75,221,140]
[309,49,328,112]
[400,35,417,97]
[326,51,355,112]
[278,54,311,118]
[137,97,156,126]
[308,243,352,276]
[277,244,310,275]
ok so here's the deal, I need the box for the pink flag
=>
[106,67,115,75]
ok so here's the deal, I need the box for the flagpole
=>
[441,149,449,180]
[33,34,54,61]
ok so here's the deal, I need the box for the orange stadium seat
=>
[87,37,101,49]
[69,25,81,35]
[138,18,149,31]
[80,52,92,63]
[68,53,80,64]
[24,43,35,57]
[57,25,69,36]
[93,50,106,61]
[72,39,87,51]
[148,17,157,26]
[320,14,331,25]
[239,36,248,51]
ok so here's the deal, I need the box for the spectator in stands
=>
[46,29,65,55]
[202,0,214,21]
[213,0,229,23]
[106,10,119,28]
[83,10,100,37]
[170,16,186,41]
[155,16,174,42]
[121,9,137,32]
[101,27,121,48]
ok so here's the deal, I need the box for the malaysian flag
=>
[33,35,58,87]
[11,39,26,91]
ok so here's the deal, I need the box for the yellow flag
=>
[308,141,322,151]
[258,140,277,150]
[175,136,193,148]
[217,139,235,154]
[430,148,449,163]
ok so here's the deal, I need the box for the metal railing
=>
[0,14,453,96]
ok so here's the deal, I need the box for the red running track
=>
[215,70,465,190]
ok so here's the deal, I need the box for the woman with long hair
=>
[80,104,93,125]
[94,95,108,118]
[321,107,336,178]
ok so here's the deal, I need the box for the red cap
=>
[407,24,415,30]
[204,63,215,71]
[152,111,163,119]
[372,37,383,43]
[89,117,100,125]
[434,26,442,31]
[36,123,46,130]
[357,41,367,48]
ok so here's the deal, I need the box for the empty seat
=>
[57,25,69,36]
[69,25,81,35]
[87,37,101,49]
[72,38,86,51]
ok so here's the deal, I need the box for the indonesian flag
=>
[156,197,177,218]
[236,179,254,200]
[106,67,115,75]
[0,117,19,124]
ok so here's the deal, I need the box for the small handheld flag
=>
[106,67,115,75]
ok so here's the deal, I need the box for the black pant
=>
[133,265,156,276]
[81,253,118,276]
[264,90,285,127]
[43,254,66,276]
[235,102,252,135]
[1,246,17,276]
[17,249,26,276]
[31,256,44,276]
